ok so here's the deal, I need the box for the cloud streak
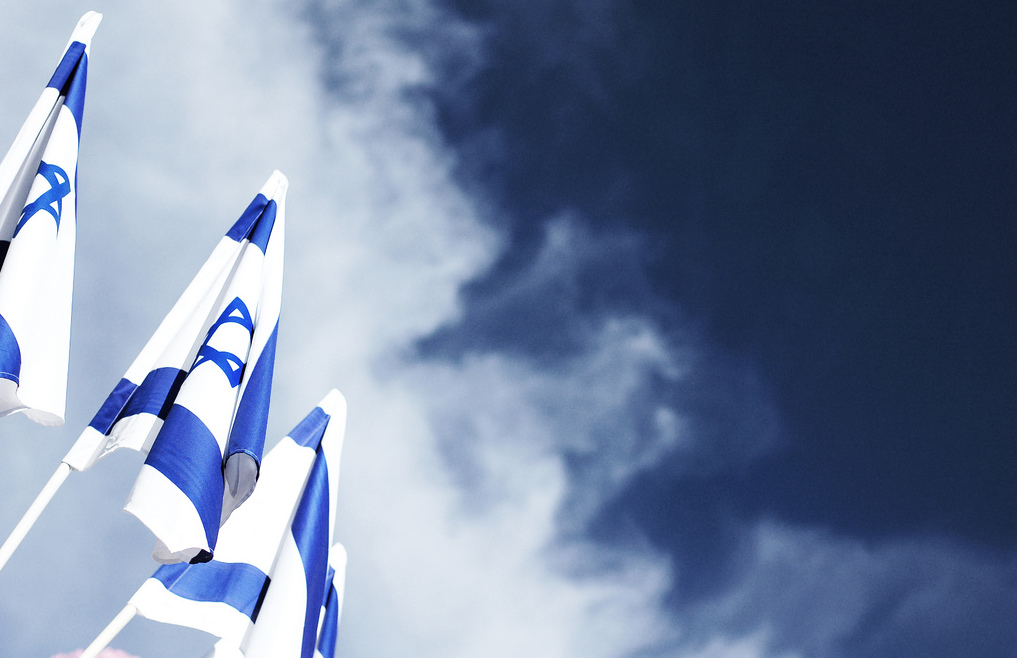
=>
[672,522,1017,657]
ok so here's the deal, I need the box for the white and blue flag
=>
[63,171,286,563]
[238,490,346,657]
[201,545,347,658]
[0,11,100,426]
[127,390,347,655]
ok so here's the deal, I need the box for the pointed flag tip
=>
[329,542,348,570]
[318,389,347,419]
[260,170,288,202]
[72,11,102,46]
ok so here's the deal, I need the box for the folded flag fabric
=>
[313,545,348,658]
[0,11,101,426]
[63,171,286,563]
[239,491,347,657]
[129,390,346,653]
[203,544,347,658]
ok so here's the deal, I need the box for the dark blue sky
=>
[420,0,1016,650]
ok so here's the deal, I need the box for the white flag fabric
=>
[0,11,100,426]
[63,171,286,563]
[129,390,346,654]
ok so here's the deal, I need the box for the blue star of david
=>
[192,297,255,388]
[14,161,71,237]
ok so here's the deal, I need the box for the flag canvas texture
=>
[128,390,346,652]
[0,11,100,426]
[63,170,286,563]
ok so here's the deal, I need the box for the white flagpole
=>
[0,461,71,572]
[80,603,138,658]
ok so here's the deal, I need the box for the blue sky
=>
[433,0,1017,649]
[0,1,1014,657]
[430,0,1015,543]
[468,0,1015,522]
[418,1,1017,654]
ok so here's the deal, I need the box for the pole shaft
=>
[80,604,137,658]
[0,461,71,573]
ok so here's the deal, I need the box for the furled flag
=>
[62,170,286,563]
[0,11,101,425]
[238,529,348,657]
[127,390,346,657]
[204,545,348,658]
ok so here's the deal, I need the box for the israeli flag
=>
[239,510,347,657]
[0,12,100,426]
[128,390,346,654]
[63,170,286,563]
[201,545,347,658]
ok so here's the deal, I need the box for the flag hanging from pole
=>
[0,11,101,426]
[63,170,286,563]
[127,390,347,654]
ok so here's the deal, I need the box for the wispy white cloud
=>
[0,0,678,656]
[673,522,1017,657]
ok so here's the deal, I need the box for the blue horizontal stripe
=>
[225,322,278,469]
[289,406,331,450]
[317,587,340,657]
[63,50,87,137]
[317,566,340,658]
[223,194,276,254]
[87,378,135,434]
[225,194,268,246]
[153,560,270,621]
[246,199,277,253]
[145,404,226,553]
[325,564,336,592]
[88,368,186,435]
[122,368,187,420]
[47,42,88,137]
[292,447,331,658]
[0,312,22,385]
[46,41,85,92]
